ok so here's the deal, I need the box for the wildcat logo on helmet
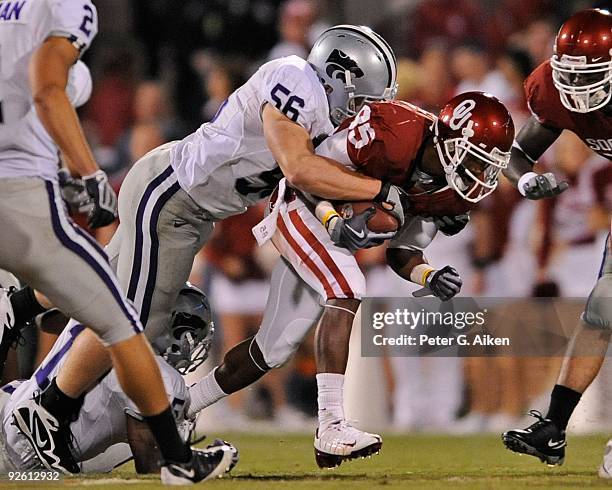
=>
[325,49,364,83]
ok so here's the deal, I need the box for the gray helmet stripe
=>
[333,25,396,88]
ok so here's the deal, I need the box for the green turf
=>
[1,433,610,489]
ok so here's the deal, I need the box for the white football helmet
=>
[307,25,398,126]
[154,283,214,375]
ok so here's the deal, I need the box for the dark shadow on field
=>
[231,470,594,481]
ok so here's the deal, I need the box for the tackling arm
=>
[263,104,384,200]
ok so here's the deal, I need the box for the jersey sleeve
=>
[262,59,332,136]
[344,102,427,183]
[524,62,569,131]
[49,0,98,56]
[388,216,438,251]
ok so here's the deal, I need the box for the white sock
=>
[317,373,345,430]
[187,367,227,419]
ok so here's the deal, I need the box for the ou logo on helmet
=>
[448,99,476,131]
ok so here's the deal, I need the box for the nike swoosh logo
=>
[342,440,357,447]
[173,220,188,228]
[547,439,566,449]
[35,426,49,448]
[593,57,603,62]
[172,465,195,479]
[345,224,365,239]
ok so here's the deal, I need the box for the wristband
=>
[373,181,390,202]
[410,263,435,286]
[517,172,538,197]
[324,213,340,231]
[315,200,340,229]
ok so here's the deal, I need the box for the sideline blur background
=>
[6,0,612,435]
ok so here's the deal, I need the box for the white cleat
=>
[314,420,382,468]
[599,439,612,478]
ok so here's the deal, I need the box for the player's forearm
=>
[386,248,433,286]
[33,87,98,176]
[263,103,382,200]
[126,415,162,474]
[289,154,382,200]
[504,145,536,186]
[503,116,561,186]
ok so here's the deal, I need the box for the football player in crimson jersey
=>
[500,9,612,470]
[187,92,514,468]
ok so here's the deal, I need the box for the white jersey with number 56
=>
[170,55,333,220]
[0,0,97,180]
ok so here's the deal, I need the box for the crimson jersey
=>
[526,61,612,160]
[317,100,473,217]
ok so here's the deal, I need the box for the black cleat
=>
[206,439,239,473]
[161,440,238,485]
[502,410,566,465]
[12,392,81,474]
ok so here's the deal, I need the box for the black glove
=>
[328,207,395,252]
[520,172,569,200]
[434,213,470,236]
[373,182,408,227]
[83,170,118,228]
[58,168,93,214]
[426,265,462,301]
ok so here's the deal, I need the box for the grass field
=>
[1,433,611,489]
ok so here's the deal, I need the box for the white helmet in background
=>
[307,24,398,125]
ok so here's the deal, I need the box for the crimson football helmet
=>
[433,92,514,203]
[551,8,612,113]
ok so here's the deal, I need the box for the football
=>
[334,201,400,233]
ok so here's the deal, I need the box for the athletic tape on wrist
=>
[517,171,538,197]
[410,263,435,286]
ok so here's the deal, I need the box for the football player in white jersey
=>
[0,0,233,483]
[0,284,237,477]
[0,285,236,475]
[24,22,404,472]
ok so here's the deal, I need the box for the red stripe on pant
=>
[277,213,336,299]
[288,209,355,299]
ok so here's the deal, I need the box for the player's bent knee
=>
[255,318,314,369]
[582,273,612,330]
